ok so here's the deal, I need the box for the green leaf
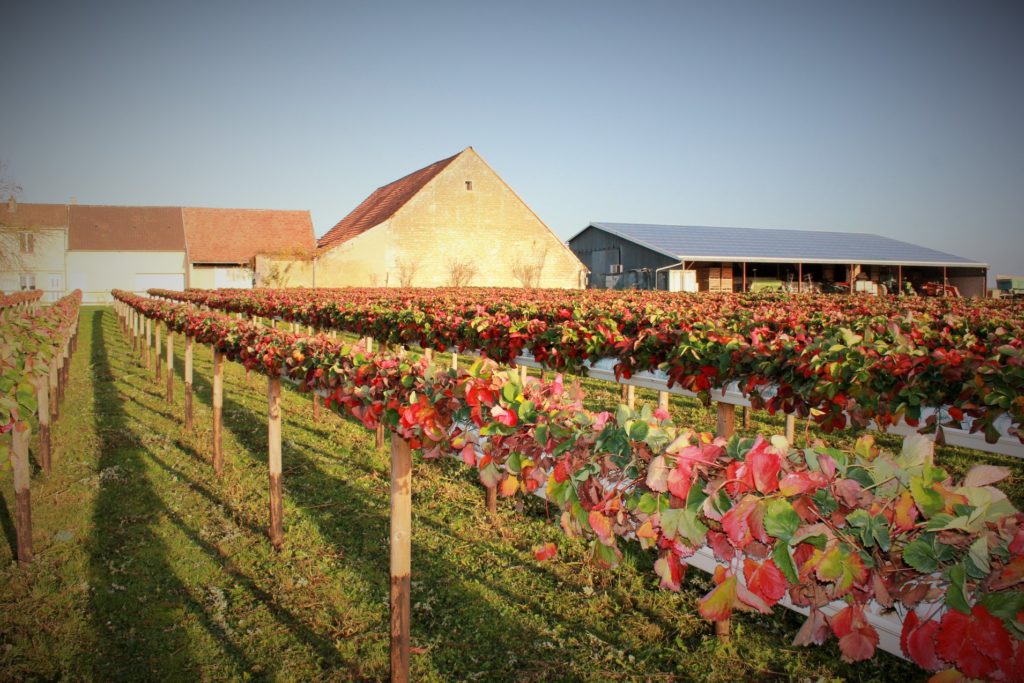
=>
[685,479,708,512]
[763,499,800,542]
[773,539,798,584]
[968,536,990,576]
[636,493,658,516]
[902,538,939,573]
[910,477,944,518]
[628,420,649,442]
[534,423,548,446]
[660,508,708,547]
[945,563,971,614]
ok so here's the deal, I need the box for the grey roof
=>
[571,223,987,268]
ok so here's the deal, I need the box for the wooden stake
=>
[390,435,412,683]
[49,361,58,421]
[268,376,284,550]
[145,317,152,369]
[785,414,796,444]
[212,348,224,477]
[154,323,162,382]
[165,330,174,404]
[717,403,735,439]
[626,384,636,409]
[715,618,731,643]
[36,378,51,474]
[450,352,458,371]
[658,391,670,412]
[423,348,433,365]
[11,423,33,566]
[376,422,385,449]
[184,336,193,431]
[486,484,497,516]
[743,406,751,430]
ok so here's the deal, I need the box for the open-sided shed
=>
[569,222,989,296]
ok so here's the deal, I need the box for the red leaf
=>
[533,542,557,561]
[654,551,686,591]
[831,604,879,663]
[588,510,615,546]
[936,606,1012,680]
[706,530,735,563]
[793,608,831,647]
[698,569,737,621]
[990,555,1024,591]
[743,558,787,606]
[900,611,944,672]
[747,440,781,494]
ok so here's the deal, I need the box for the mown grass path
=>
[0,307,960,681]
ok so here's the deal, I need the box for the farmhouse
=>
[0,199,314,302]
[315,147,588,288]
[569,222,989,297]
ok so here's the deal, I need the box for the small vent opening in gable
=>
[465,180,473,191]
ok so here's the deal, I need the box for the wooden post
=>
[518,364,527,383]
[36,378,51,474]
[390,434,412,683]
[486,484,497,516]
[11,423,33,566]
[743,406,751,430]
[165,330,174,404]
[717,403,735,439]
[450,352,458,371]
[154,322,162,382]
[131,311,138,352]
[376,423,385,449]
[184,336,193,431]
[714,401,735,640]
[897,265,903,294]
[212,348,224,477]
[423,348,433,365]
[145,317,152,369]
[626,384,636,409]
[268,376,284,550]
[49,361,58,421]
[785,414,796,444]
[797,263,803,293]
[312,327,322,421]
[658,391,670,412]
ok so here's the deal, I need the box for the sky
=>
[2,0,1022,281]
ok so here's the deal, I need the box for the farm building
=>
[0,199,314,302]
[315,147,588,288]
[569,222,989,297]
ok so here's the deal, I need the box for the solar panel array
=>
[586,223,985,267]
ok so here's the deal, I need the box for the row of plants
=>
[0,289,43,311]
[148,287,1024,446]
[118,289,1024,680]
[0,290,81,437]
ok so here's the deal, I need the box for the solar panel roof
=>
[574,223,986,268]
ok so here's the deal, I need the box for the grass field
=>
[2,307,1020,681]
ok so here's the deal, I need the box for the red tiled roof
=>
[68,205,186,251]
[318,151,461,249]
[182,208,315,264]
[0,202,68,228]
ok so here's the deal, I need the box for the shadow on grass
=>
[177,339,679,680]
[86,308,256,679]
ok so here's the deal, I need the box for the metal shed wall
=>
[569,225,678,288]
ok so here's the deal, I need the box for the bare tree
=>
[446,256,478,287]
[396,257,420,287]
[512,244,549,288]
[0,158,35,274]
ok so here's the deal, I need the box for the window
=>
[19,273,36,290]
[465,180,473,191]
[19,232,34,254]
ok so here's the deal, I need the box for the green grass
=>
[1,307,1019,681]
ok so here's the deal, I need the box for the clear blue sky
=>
[2,0,1021,281]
